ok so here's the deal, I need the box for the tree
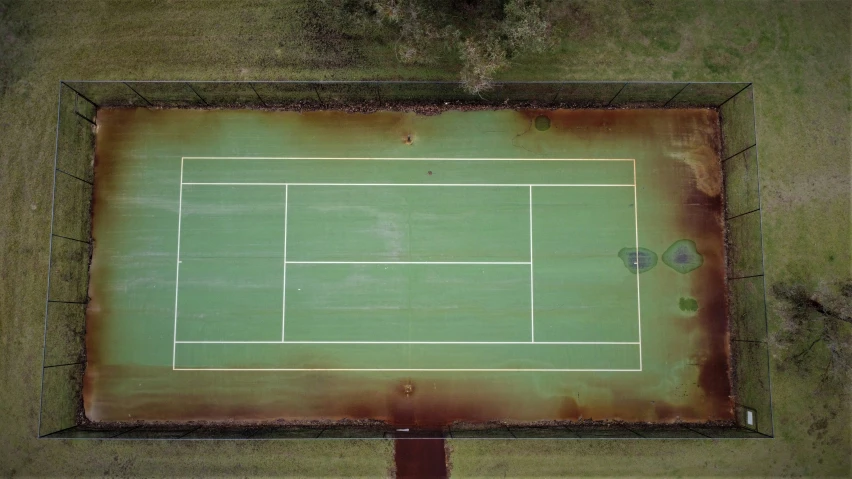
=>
[771,279,852,388]
[324,0,555,94]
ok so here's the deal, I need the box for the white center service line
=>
[285,261,530,265]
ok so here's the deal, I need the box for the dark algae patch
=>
[679,297,699,312]
[618,247,658,273]
[663,239,704,274]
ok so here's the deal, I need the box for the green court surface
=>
[87,108,730,424]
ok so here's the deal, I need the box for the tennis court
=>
[86,108,732,425]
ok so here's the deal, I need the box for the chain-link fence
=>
[40,81,770,439]
[719,84,773,438]
[58,80,755,109]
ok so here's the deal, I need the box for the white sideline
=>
[633,161,643,371]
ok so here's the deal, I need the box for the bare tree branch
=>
[772,279,852,386]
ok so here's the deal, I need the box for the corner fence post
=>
[717,83,752,109]
[61,81,99,109]
[42,425,80,439]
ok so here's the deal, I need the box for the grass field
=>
[1,0,849,476]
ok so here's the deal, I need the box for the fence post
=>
[717,83,752,109]
[248,83,267,107]
[606,83,628,106]
[312,84,324,106]
[73,94,96,126]
[61,82,99,109]
[682,425,712,438]
[185,83,208,106]
[663,83,690,107]
[123,82,154,106]
[56,168,93,185]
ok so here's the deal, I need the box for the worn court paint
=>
[86,108,730,425]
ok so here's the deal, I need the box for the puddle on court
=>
[85,107,731,428]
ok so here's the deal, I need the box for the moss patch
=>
[679,296,699,312]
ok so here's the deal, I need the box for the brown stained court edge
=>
[39,81,772,440]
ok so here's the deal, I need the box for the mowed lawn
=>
[0,0,848,476]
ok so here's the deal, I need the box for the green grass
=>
[0,0,849,476]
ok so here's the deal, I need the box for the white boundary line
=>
[281,185,288,341]
[182,183,634,187]
[175,341,640,345]
[172,156,644,372]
